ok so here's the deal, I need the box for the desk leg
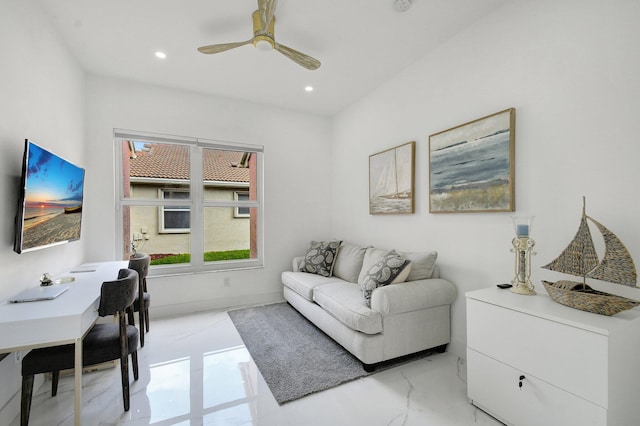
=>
[74,338,82,426]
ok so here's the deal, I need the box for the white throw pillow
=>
[397,251,438,281]
[332,243,367,283]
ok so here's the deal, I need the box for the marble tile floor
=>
[13,308,503,426]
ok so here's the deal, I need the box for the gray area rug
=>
[228,302,431,404]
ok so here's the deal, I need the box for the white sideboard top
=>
[466,287,640,336]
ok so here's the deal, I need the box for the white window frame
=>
[114,129,264,276]
[233,191,250,218]
[159,188,191,233]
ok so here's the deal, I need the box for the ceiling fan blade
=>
[274,43,321,70]
[197,39,253,54]
[258,0,278,33]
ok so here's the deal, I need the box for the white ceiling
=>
[36,0,507,116]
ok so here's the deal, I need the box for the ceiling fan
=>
[197,0,321,70]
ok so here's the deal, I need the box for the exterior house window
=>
[234,191,250,218]
[115,130,263,275]
[160,189,190,232]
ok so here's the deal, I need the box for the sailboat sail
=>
[541,213,599,279]
[585,216,637,286]
[373,147,412,198]
[373,159,397,197]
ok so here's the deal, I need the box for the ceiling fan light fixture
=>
[253,37,274,51]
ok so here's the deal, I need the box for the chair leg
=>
[127,308,135,328]
[132,350,139,381]
[119,313,131,412]
[144,306,150,332]
[51,371,60,396]
[21,375,34,426]
[120,353,130,411]
[138,308,145,347]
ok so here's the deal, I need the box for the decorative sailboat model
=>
[541,197,639,316]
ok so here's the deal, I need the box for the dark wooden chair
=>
[20,268,140,426]
[127,253,151,346]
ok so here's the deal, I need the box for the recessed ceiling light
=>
[155,51,167,59]
[305,85,314,92]
[393,0,412,12]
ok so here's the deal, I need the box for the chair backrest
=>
[98,268,138,317]
[128,253,150,290]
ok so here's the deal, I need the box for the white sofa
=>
[282,241,456,370]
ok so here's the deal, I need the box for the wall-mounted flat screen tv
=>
[14,140,85,254]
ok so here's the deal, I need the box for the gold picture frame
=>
[429,108,515,213]
[369,141,415,215]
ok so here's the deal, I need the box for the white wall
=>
[0,0,86,421]
[84,75,333,316]
[2,0,640,420]
[331,0,640,358]
[0,0,86,297]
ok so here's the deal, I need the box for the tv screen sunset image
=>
[18,142,85,252]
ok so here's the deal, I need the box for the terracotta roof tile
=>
[130,144,249,183]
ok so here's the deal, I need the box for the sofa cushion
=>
[360,252,411,307]
[298,240,342,277]
[357,246,392,284]
[282,271,342,302]
[312,281,383,335]
[398,251,438,281]
[332,243,367,283]
[391,262,412,284]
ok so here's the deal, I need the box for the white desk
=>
[0,261,127,425]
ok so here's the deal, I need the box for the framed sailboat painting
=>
[369,141,415,214]
[429,108,515,213]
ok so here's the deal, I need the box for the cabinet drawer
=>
[467,298,607,406]
[468,349,606,426]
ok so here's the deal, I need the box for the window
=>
[115,130,263,275]
[160,189,190,232]
[234,191,250,218]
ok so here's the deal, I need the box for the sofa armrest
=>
[370,278,456,316]
[292,256,304,271]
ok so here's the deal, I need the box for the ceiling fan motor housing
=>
[252,10,275,49]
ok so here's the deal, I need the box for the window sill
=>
[147,259,263,278]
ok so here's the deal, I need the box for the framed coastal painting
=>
[369,141,415,215]
[429,108,515,213]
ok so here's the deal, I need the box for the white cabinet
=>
[466,287,640,426]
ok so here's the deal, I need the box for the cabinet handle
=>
[518,375,525,389]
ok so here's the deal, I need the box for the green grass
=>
[150,249,251,265]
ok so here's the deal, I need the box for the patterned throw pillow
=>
[360,252,410,307]
[298,240,342,277]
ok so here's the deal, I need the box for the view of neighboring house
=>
[122,142,254,261]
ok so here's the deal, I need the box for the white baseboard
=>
[150,292,284,319]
